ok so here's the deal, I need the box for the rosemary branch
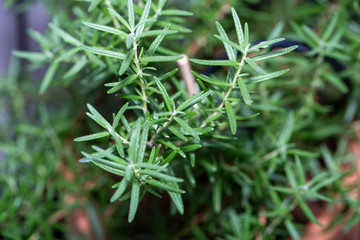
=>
[132,36,148,115]
[200,44,250,128]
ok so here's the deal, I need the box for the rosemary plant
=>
[71,0,296,223]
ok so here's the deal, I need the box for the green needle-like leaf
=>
[39,62,59,94]
[74,131,110,142]
[64,55,87,79]
[302,25,320,46]
[285,219,300,240]
[237,77,253,105]
[190,58,239,66]
[231,8,244,48]
[154,76,174,112]
[107,74,138,94]
[270,186,296,194]
[126,33,134,49]
[278,112,294,145]
[322,71,348,93]
[244,69,289,83]
[251,45,298,62]
[135,0,152,36]
[190,153,196,167]
[135,19,156,32]
[249,38,285,52]
[144,185,162,198]
[214,35,243,53]
[85,51,106,67]
[129,120,141,163]
[125,165,134,182]
[82,152,127,171]
[299,200,323,226]
[140,55,183,63]
[128,180,141,223]
[137,121,149,163]
[108,8,131,31]
[134,162,166,171]
[168,191,184,214]
[161,9,193,16]
[225,101,237,135]
[49,23,81,46]
[28,29,49,50]
[287,149,319,158]
[88,0,101,12]
[285,164,298,189]
[157,69,179,82]
[12,50,48,62]
[157,20,191,33]
[145,25,170,56]
[148,147,157,164]
[203,112,221,124]
[184,165,196,187]
[128,0,135,29]
[169,126,188,141]
[176,91,211,111]
[92,146,128,165]
[163,151,177,164]
[174,117,199,140]
[87,104,112,129]
[192,71,230,87]
[181,144,202,152]
[113,102,129,129]
[116,94,143,100]
[236,113,259,120]
[119,49,135,76]
[54,48,79,63]
[245,58,266,74]
[82,21,127,38]
[311,172,346,192]
[158,140,186,158]
[213,177,222,213]
[215,21,236,61]
[86,113,107,129]
[147,179,185,194]
[290,22,317,48]
[81,152,126,176]
[229,210,241,238]
[118,191,131,202]
[137,29,177,38]
[244,23,249,47]
[80,45,125,60]
[139,169,183,182]
[322,12,339,42]
[110,178,128,202]
[114,134,125,158]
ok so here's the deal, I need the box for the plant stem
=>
[200,44,250,128]
[149,113,176,146]
[132,36,148,115]
[127,3,168,116]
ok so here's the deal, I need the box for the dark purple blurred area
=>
[0,2,51,161]
[0,1,50,73]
